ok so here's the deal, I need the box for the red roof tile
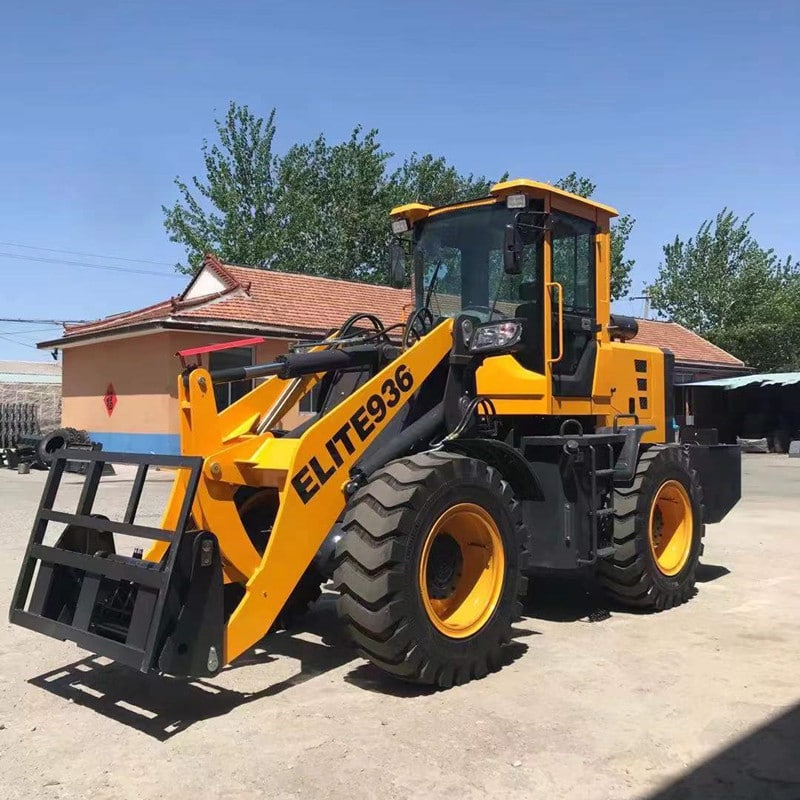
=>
[631,318,744,367]
[185,260,413,333]
[59,255,413,340]
[50,256,744,368]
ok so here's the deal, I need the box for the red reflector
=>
[177,337,265,358]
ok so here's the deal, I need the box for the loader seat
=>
[514,281,544,373]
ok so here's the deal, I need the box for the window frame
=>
[299,383,321,414]
[549,212,598,316]
[209,346,255,411]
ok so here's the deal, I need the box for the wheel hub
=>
[419,503,505,639]
[648,480,693,576]
[425,534,463,599]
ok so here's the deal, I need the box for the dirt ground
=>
[0,454,798,800]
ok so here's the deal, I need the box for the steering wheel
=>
[403,307,435,349]
[338,312,389,342]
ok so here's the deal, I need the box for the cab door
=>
[548,213,598,397]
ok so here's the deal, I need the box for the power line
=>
[0,327,62,335]
[0,333,38,349]
[0,251,183,278]
[0,240,174,267]
[0,317,88,324]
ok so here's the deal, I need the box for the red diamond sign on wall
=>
[103,383,117,417]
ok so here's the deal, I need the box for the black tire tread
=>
[596,445,705,611]
[334,452,526,688]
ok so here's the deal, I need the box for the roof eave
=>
[38,318,336,349]
[673,359,749,371]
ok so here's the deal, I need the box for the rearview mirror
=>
[389,240,406,288]
[503,224,524,275]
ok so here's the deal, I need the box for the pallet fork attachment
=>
[8,449,224,677]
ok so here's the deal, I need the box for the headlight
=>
[469,320,523,352]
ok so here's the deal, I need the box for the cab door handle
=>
[547,281,564,364]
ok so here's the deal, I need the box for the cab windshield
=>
[413,202,544,321]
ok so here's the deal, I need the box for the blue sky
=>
[2,0,798,359]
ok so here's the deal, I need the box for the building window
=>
[210,347,254,411]
[299,383,321,414]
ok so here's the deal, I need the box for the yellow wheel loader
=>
[10,179,741,688]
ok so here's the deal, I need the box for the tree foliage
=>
[164,104,635,296]
[273,127,393,281]
[389,153,500,209]
[163,104,279,273]
[648,210,800,370]
[555,172,634,301]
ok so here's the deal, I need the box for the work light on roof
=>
[506,193,527,209]
[391,218,410,234]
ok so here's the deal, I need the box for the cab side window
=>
[549,214,598,386]
[551,214,596,313]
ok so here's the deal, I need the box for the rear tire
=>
[333,452,526,688]
[596,445,704,610]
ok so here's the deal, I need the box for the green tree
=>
[163,102,279,273]
[389,153,499,208]
[555,172,634,301]
[648,209,800,370]
[273,126,393,281]
[554,171,596,199]
[163,103,504,282]
[163,105,632,295]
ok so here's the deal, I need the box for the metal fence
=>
[0,402,40,448]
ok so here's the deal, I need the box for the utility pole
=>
[628,291,651,320]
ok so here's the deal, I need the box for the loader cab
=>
[410,199,548,372]
[391,179,617,408]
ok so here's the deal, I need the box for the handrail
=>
[547,281,564,364]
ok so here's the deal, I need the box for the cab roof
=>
[390,177,618,222]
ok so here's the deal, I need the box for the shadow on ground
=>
[524,575,609,623]
[27,565,732,741]
[647,701,800,799]
[343,629,535,697]
[696,562,731,583]
[28,594,357,741]
[523,561,731,623]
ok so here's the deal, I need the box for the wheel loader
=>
[10,179,741,688]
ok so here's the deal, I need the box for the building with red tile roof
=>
[39,255,745,452]
[53,255,412,343]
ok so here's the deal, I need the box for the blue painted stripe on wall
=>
[89,432,180,455]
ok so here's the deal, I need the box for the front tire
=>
[334,452,526,688]
[596,446,705,610]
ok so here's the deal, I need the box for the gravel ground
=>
[0,455,798,800]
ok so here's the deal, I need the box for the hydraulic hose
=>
[349,401,445,487]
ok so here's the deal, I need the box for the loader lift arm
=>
[160,319,454,665]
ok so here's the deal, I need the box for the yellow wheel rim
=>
[648,480,694,576]
[419,503,505,639]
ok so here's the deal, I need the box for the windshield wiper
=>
[424,260,444,313]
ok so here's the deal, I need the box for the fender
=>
[439,438,544,500]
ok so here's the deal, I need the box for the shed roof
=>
[0,360,61,384]
[0,360,61,376]
[688,373,800,389]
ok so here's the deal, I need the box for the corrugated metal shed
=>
[688,372,800,389]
